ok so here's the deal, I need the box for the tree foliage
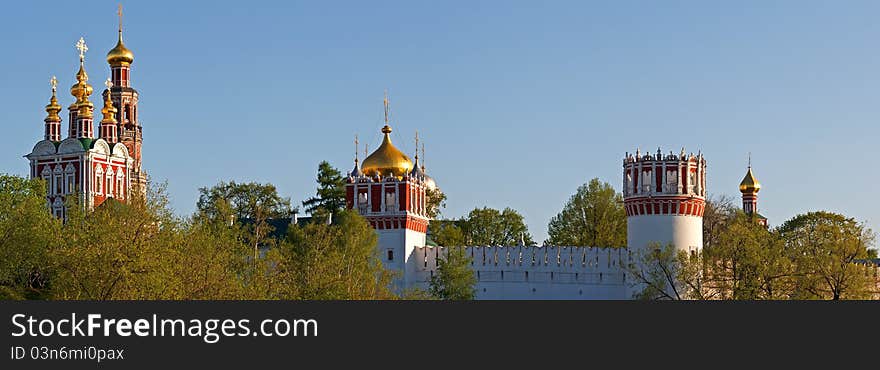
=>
[301,161,346,216]
[429,246,476,300]
[547,178,626,247]
[0,175,60,299]
[279,210,396,299]
[425,187,447,219]
[631,210,878,300]
[460,207,534,246]
[196,180,292,259]
[777,211,876,300]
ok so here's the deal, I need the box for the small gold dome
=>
[361,125,413,178]
[45,86,62,123]
[101,90,117,124]
[739,167,761,193]
[70,64,93,103]
[106,33,134,66]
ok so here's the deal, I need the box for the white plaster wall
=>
[412,246,630,300]
[626,215,702,255]
[376,228,426,289]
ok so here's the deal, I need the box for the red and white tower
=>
[106,5,146,191]
[345,93,431,288]
[623,147,706,255]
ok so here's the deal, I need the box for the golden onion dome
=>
[361,125,413,178]
[69,64,93,104]
[739,167,761,193]
[45,80,62,122]
[106,32,134,66]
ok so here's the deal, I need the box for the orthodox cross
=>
[76,37,88,60]
[414,130,419,160]
[50,76,58,93]
[118,4,124,33]
[105,78,114,90]
[383,89,389,124]
[354,134,359,163]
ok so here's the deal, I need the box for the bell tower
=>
[106,5,146,191]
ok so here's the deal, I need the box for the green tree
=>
[51,183,182,300]
[301,161,346,216]
[196,180,292,261]
[547,178,626,247]
[461,207,534,246]
[431,220,466,247]
[429,246,476,300]
[626,243,711,300]
[425,188,447,219]
[0,175,60,299]
[777,211,876,300]
[709,211,793,300]
[279,210,396,299]
[702,194,737,251]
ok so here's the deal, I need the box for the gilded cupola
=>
[361,125,413,178]
[739,166,761,194]
[360,92,414,178]
[101,79,118,124]
[45,76,62,122]
[106,31,134,66]
[106,6,134,66]
[70,37,93,110]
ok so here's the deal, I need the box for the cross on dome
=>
[76,37,88,60]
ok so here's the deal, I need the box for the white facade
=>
[377,228,427,288]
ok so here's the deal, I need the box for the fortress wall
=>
[412,246,631,299]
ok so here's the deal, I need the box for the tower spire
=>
[414,130,419,162]
[44,76,62,141]
[383,89,390,126]
[118,3,123,35]
[349,134,362,177]
[100,78,119,143]
[421,142,426,173]
[70,37,95,138]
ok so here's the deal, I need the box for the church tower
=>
[106,5,146,192]
[345,92,431,289]
[739,160,767,227]
[623,148,706,255]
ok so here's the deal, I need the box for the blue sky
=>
[3,1,879,242]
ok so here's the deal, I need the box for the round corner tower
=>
[623,148,706,255]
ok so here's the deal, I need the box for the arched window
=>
[116,170,125,200]
[64,164,76,194]
[106,171,115,198]
[53,165,63,195]
[95,166,104,195]
[40,166,51,190]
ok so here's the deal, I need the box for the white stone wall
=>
[412,246,631,300]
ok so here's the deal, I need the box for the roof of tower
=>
[106,32,134,66]
[107,6,134,66]
[739,167,761,193]
[361,125,413,178]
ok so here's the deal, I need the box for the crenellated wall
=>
[412,246,632,299]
